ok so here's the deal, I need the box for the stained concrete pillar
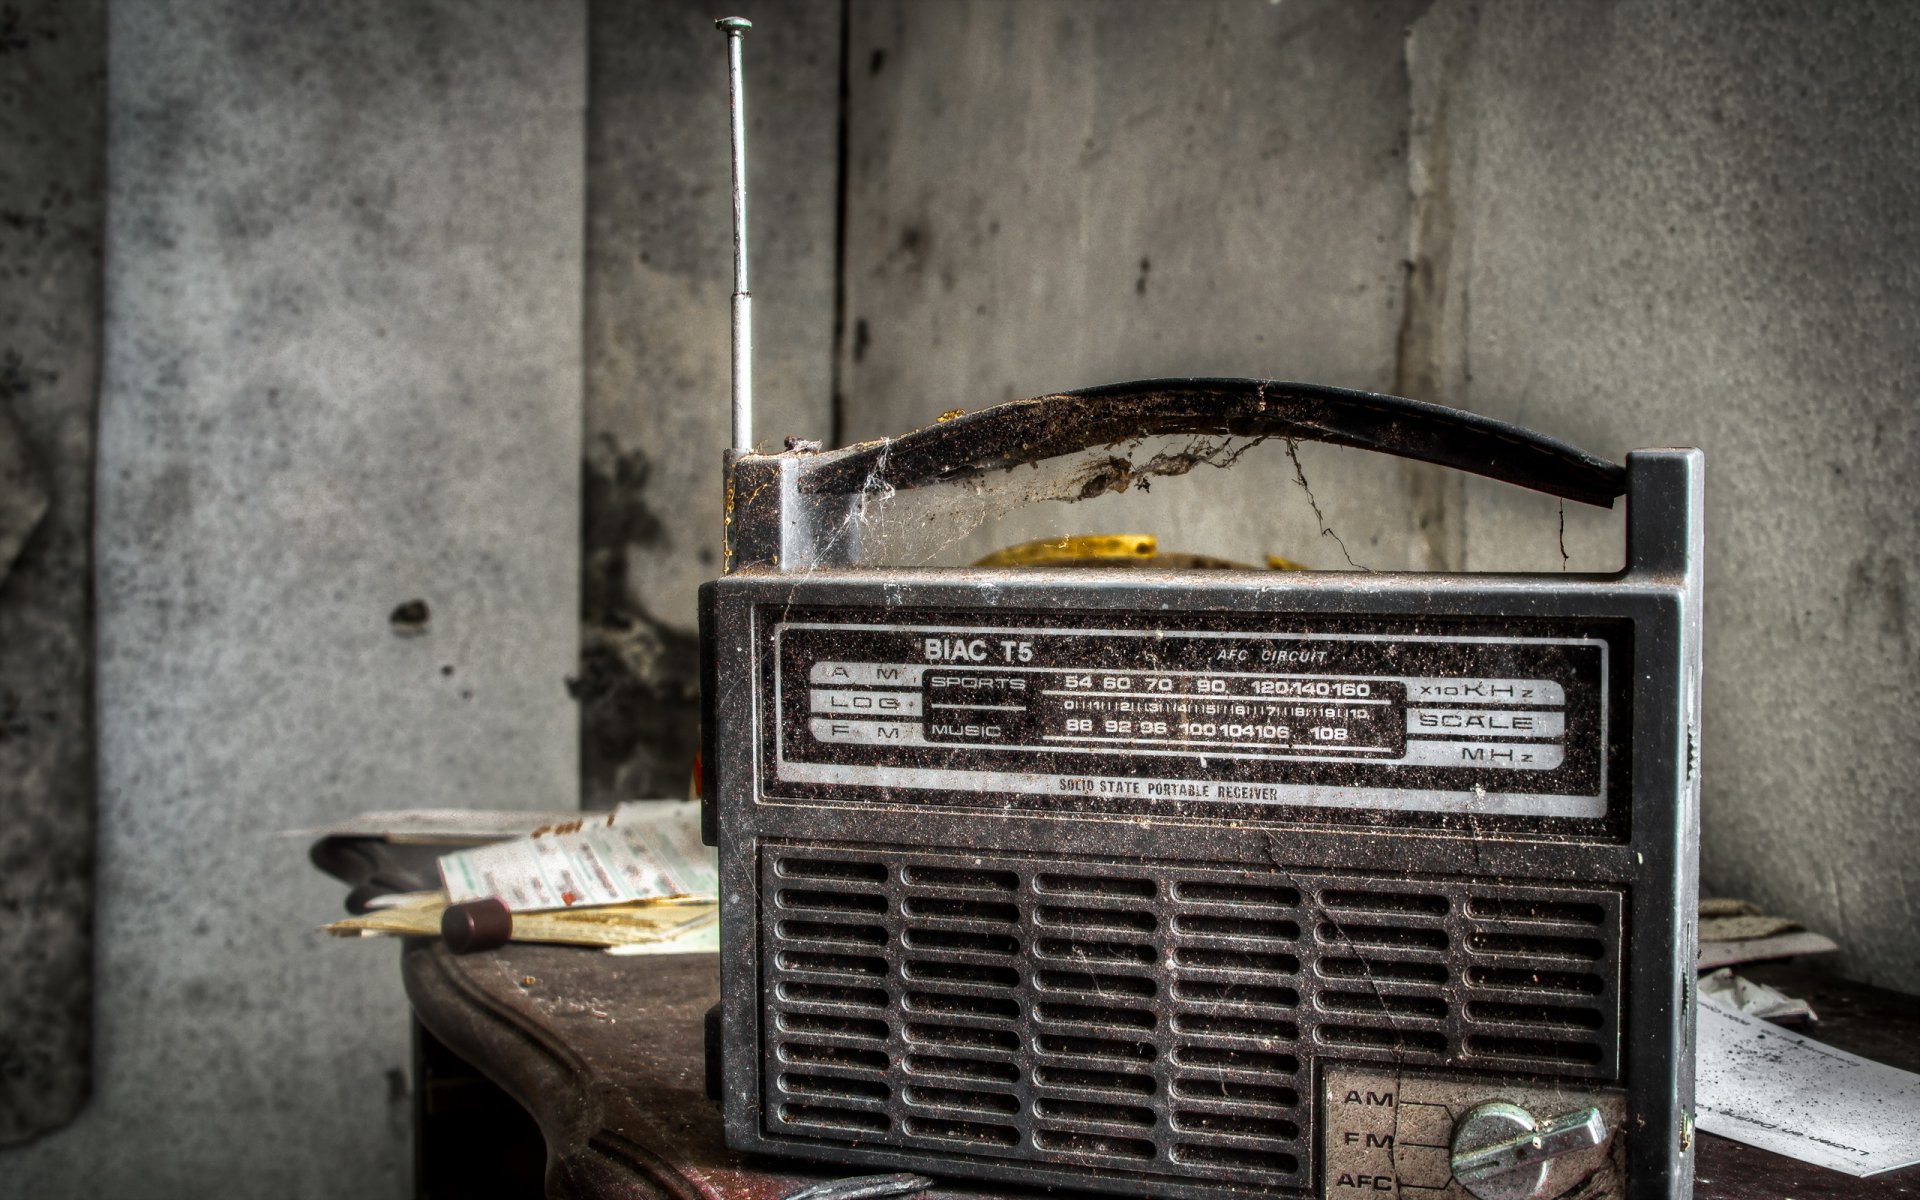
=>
[0,0,105,1147]
[0,0,586,1194]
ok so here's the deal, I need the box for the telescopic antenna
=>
[716,16,753,453]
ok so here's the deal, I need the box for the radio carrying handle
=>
[723,378,1662,575]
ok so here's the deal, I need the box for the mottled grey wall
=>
[0,0,104,1146]
[0,0,585,1195]
[839,0,1447,572]
[1406,1,1920,987]
[579,1,839,806]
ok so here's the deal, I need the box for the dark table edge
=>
[402,938,717,1200]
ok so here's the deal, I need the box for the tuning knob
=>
[1449,1102,1607,1200]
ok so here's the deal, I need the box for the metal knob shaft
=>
[1450,1102,1607,1200]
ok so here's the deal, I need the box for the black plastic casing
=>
[700,449,1702,1200]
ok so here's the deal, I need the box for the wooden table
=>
[400,942,1920,1200]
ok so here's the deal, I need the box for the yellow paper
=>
[324,892,718,953]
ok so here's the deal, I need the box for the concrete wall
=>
[839,0,1451,572]
[0,1,586,1196]
[1407,0,1920,987]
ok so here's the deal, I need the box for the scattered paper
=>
[1697,929,1839,970]
[1697,967,1815,1024]
[1698,896,1804,943]
[1696,994,1920,1176]
[438,801,715,911]
[324,890,718,954]
[286,807,608,845]
[363,889,446,911]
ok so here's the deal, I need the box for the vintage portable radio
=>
[699,21,1701,1200]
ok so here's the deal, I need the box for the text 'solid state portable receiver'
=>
[696,18,1702,1200]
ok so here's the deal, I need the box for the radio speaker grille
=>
[759,845,1622,1192]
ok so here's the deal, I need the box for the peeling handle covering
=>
[801,378,1628,508]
